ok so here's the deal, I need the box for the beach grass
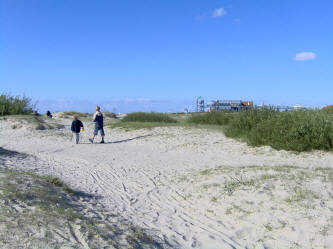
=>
[108,112,179,130]
[122,112,177,123]
[109,121,179,130]
[187,111,233,126]
[187,108,333,152]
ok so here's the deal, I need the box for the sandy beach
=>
[1,114,333,249]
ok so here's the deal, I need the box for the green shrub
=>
[0,93,35,116]
[246,110,333,151]
[122,112,177,123]
[45,176,62,187]
[187,107,333,152]
[187,111,232,126]
[224,107,278,138]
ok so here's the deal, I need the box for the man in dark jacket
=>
[71,115,84,144]
[89,106,105,144]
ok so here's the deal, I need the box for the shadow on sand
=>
[109,134,153,144]
[0,147,29,159]
[79,134,153,145]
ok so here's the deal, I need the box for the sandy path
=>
[1,117,333,248]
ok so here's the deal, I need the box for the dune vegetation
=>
[188,107,333,152]
[0,93,35,116]
[108,112,179,130]
[112,108,333,152]
[122,112,177,123]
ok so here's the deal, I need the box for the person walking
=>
[89,106,105,144]
[71,115,84,144]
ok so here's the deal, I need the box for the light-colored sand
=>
[1,115,333,249]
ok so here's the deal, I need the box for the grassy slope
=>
[0,168,169,249]
[188,109,333,152]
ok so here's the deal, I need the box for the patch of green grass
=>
[314,167,333,182]
[230,204,251,215]
[285,187,319,204]
[43,176,75,193]
[296,171,311,181]
[109,121,178,131]
[45,176,62,186]
[264,223,273,232]
[211,197,218,202]
[10,124,17,129]
[224,177,256,195]
[187,111,233,126]
[122,112,177,123]
[199,169,213,175]
[106,112,184,130]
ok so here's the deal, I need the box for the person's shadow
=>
[80,134,153,144]
[106,134,152,144]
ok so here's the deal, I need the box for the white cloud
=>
[294,52,317,61]
[212,8,227,18]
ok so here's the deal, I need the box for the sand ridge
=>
[1,115,333,248]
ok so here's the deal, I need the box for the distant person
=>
[71,115,84,144]
[46,110,52,118]
[89,106,105,144]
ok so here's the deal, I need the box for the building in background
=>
[197,97,254,112]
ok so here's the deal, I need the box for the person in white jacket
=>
[89,106,105,144]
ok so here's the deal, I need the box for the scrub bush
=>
[0,93,35,116]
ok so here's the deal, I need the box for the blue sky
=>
[1,0,333,113]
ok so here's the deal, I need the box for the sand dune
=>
[1,115,332,249]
